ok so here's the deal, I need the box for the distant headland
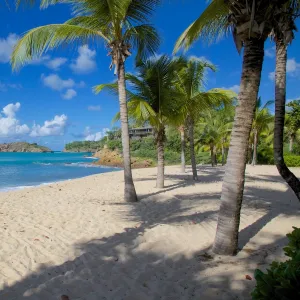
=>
[0,142,52,153]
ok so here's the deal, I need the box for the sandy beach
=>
[0,165,300,300]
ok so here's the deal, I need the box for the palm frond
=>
[93,82,118,95]
[124,24,160,62]
[174,0,230,53]
[11,23,107,70]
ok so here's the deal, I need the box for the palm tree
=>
[98,55,183,188]
[250,98,274,166]
[198,108,234,167]
[11,0,160,202]
[174,0,288,255]
[272,1,300,201]
[285,100,300,153]
[174,57,234,180]
[178,125,186,173]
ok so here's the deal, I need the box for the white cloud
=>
[0,34,18,63]
[0,102,30,137]
[62,89,77,100]
[28,55,67,70]
[265,46,276,58]
[268,58,300,81]
[269,71,275,81]
[222,84,240,94]
[0,81,22,92]
[30,114,68,137]
[42,74,75,91]
[286,58,300,74]
[45,57,68,70]
[88,105,101,111]
[84,127,109,141]
[70,45,97,74]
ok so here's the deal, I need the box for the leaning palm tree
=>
[175,57,234,180]
[272,1,300,201]
[174,0,289,255]
[97,55,183,188]
[250,98,274,166]
[11,0,160,203]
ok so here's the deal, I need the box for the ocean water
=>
[0,152,118,192]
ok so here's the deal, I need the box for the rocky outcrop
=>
[0,142,52,153]
[93,147,154,169]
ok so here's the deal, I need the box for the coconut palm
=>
[174,57,235,179]
[198,108,234,166]
[250,98,274,166]
[272,1,300,200]
[174,0,289,255]
[97,55,183,188]
[11,0,160,203]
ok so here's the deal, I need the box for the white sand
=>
[0,165,300,300]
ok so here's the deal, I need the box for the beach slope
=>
[0,165,299,300]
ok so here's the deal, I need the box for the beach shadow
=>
[1,166,299,299]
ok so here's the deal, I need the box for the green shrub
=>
[252,227,300,300]
[284,155,300,167]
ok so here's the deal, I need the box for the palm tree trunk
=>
[221,138,225,166]
[251,130,258,166]
[210,145,214,167]
[156,127,165,188]
[117,61,138,202]
[274,40,300,201]
[188,116,198,180]
[213,146,217,166]
[179,126,186,173]
[289,136,294,153]
[212,39,265,255]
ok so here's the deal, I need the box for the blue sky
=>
[1,1,300,150]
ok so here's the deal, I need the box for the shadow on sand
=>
[1,166,299,300]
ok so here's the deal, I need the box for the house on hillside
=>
[129,127,154,139]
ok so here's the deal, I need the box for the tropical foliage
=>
[11,0,161,202]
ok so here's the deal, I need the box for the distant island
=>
[0,142,52,153]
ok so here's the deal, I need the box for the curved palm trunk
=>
[212,39,265,255]
[251,130,258,166]
[274,41,300,201]
[117,61,138,202]
[179,126,186,173]
[188,117,198,180]
[156,127,165,188]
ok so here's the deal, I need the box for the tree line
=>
[10,0,300,257]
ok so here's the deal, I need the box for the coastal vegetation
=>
[1,1,300,299]
[8,0,300,264]
[0,142,51,152]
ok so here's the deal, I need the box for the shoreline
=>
[1,165,300,299]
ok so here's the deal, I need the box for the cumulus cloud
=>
[269,58,300,81]
[0,81,22,92]
[28,55,67,70]
[62,89,77,100]
[87,105,101,111]
[0,102,30,137]
[265,46,276,58]
[268,71,275,81]
[30,114,68,137]
[0,34,18,63]
[42,74,75,91]
[221,84,240,94]
[45,57,68,70]
[70,45,97,74]
[84,127,109,141]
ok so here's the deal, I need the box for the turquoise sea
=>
[0,152,118,192]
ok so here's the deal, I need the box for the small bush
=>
[106,140,122,151]
[251,227,300,300]
[284,155,300,167]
